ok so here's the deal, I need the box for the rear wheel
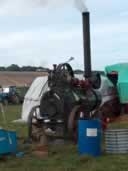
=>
[68,106,81,143]
[28,106,48,146]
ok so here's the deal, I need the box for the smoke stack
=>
[82,12,92,78]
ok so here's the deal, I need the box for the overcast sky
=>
[0,0,128,70]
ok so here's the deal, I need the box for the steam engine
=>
[39,62,101,135]
[28,12,103,141]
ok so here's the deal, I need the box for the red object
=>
[110,71,118,75]
[106,117,110,123]
[72,78,91,89]
[101,117,110,130]
[124,104,128,113]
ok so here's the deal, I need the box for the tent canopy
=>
[105,63,128,103]
[21,76,49,122]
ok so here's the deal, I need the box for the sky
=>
[0,0,128,70]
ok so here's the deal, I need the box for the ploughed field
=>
[0,71,47,87]
[0,105,128,171]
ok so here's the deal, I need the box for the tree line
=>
[0,64,49,72]
[0,64,104,75]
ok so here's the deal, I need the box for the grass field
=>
[0,105,128,171]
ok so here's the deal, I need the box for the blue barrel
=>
[78,119,102,157]
[0,129,17,155]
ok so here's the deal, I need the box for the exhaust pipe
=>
[82,12,92,78]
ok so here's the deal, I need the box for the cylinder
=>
[78,119,102,157]
[105,129,128,154]
[82,12,92,78]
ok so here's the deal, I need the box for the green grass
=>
[108,122,128,129]
[0,105,128,171]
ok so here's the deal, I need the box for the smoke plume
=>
[74,0,88,12]
[31,0,88,12]
[0,0,88,15]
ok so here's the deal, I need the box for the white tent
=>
[21,76,49,122]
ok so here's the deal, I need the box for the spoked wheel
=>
[68,106,81,143]
[28,106,48,146]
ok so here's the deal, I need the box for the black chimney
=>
[82,12,92,78]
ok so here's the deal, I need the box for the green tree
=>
[6,64,20,71]
[0,66,6,71]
